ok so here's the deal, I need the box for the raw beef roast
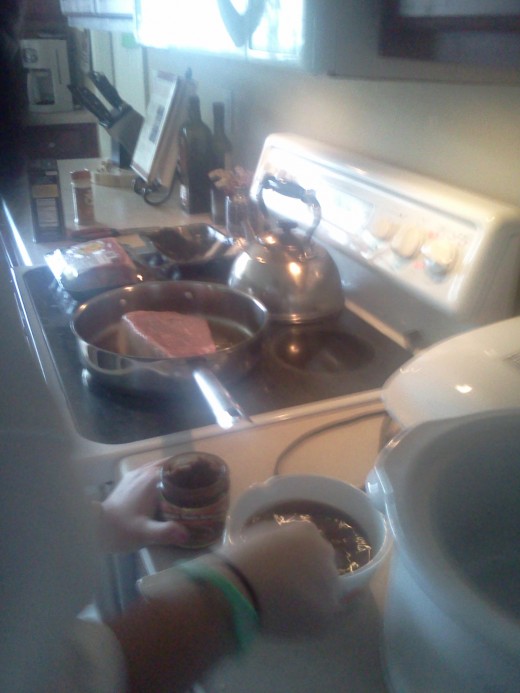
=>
[120,310,216,359]
[46,237,138,296]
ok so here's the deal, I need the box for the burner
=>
[268,326,374,374]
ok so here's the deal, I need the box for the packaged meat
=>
[46,237,140,298]
[120,310,216,359]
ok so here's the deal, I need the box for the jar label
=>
[160,496,229,548]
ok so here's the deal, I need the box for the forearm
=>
[108,574,237,693]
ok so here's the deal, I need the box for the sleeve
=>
[50,619,128,693]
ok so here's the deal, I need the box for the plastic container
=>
[366,411,520,692]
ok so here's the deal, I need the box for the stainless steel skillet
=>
[71,280,269,429]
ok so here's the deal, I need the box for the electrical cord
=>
[133,170,177,206]
[272,409,385,477]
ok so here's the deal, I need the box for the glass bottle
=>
[178,95,213,214]
[211,101,232,170]
[210,102,233,224]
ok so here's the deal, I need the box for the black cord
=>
[272,409,385,477]
[133,170,178,206]
[143,182,175,206]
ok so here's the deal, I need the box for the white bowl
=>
[225,474,391,599]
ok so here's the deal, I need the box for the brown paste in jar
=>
[159,452,230,549]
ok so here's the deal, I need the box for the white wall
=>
[144,49,520,208]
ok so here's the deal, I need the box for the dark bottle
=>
[211,101,232,170]
[210,101,233,224]
[178,95,213,213]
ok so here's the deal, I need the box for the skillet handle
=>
[193,368,252,429]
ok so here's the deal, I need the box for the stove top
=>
[23,265,411,445]
[22,133,520,448]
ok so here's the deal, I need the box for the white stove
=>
[115,134,520,692]
[122,131,520,479]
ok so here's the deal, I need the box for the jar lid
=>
[71,169,91,181]
[160,452,230,508]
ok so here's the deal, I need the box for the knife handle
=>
[69,85,113,127]
[89,71,125,110]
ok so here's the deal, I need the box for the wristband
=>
[176,561,259,654]
[216,556,261,616]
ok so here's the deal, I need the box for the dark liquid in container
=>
[247,500,372,575]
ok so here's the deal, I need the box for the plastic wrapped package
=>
[45,237,141,299]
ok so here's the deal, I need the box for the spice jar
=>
[71,169,95,225]
[158,452,230,549]
[225,188,249,238]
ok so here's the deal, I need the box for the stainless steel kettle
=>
[228,175,344,323]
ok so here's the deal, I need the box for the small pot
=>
[228,175,344,324]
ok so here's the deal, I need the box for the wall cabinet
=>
[380,1,520,73]
[60,0,520,84]
[25,0,65,22]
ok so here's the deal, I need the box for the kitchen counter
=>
[119,405,392,692]
[3,158,209,268]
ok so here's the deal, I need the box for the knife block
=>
[110,139,133,169]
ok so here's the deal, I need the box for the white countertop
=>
[120,398,391,692]
[6,158,211,268]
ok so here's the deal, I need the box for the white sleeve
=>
[50,619,128,693]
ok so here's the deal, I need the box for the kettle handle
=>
[257,174,321,240]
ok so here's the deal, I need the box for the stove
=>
[21,133,520,453]
[22,262,410,445]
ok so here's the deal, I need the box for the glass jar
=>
[158,452,230,549]
[71,169,95,225]
[225,189,249,239]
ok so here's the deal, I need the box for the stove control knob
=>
[390,225,424,259]
[421,238,458,276]
[371,217,397,241]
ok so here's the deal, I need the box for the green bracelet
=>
[176,561,260,654]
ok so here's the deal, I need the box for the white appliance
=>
[21,38,74,113]
[368,410,520,692]
[384,315,520,428]
[250,134,520,347]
